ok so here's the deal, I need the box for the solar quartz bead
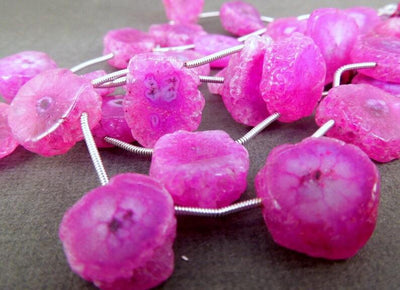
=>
[255,137,380,260]
[0,51,57,103]
[345,6,380,34]
[103,28,156,69]
[260,33,326,123]
[82,70,115,97]
[124,53,205,148]
[264,17,307,40]
[154,50,210,76]
[150,130,249,208]
[352,74,400,97]
[316,84,400,162]
[149,23,207,47]
[8,68,102,156]
[372,18,400,37]
[162,0,204,24]
[0,103,18,159]
[208,67,226,95]
[220,1,265,36]
[59,173,176,290]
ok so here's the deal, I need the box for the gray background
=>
[0,0,399,289]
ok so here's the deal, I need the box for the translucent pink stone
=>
[0,51,57,103]
[0,103,18,159]
[82,70,114,97]
[154,50,210,76]
[352,74,400,97]
[8,68,102,156]
[149,23,207,47]
[222,36,271,126]
[351,34,400,83]
[255,137,380,260]
[345,7,380,34]
[372,18,400,38]
[316,84,400,162]
[194,34,241,68]
[103,28,156,69]
[220,1,265,36]
[264,17,307,40]
[306,8,359,84]
[59,173,176,289]
[92,95,134,148]
[208,68,226,95]
[162,0,204,24]
[150,130,249,208]
[260,33,326,123]
[124,53,204,148]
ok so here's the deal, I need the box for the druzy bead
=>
[92,95,134,148]
[222,36,271,126]
[316,84,400,162]
[208,68,226,95]
[8,68,102,156]
[351,34,400,83]
[82,70,115,97]
[260,33,326,123]
[352,74,400,97]
[306,8,359,84]
[0,103,18,159]
[255,137,380,260]
[154,50,210,76]
[103,28,156,69]
[372,18,400,37]
[0,51,57,103]
[220,1,265,36]
[345,7,380,34]
[149,23,207,47]
[264,17,307,40]
[124,53,204,148]
[193,34,241,68]
[59,173,176,290]
[150,130,249,208]
[162,0,204,24]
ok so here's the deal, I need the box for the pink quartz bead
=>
[162,0,204,23]
[0,51,57,103]
[0,103,18,159]
[306,8,359,84]
[264,17,307,40]
[124,53,205,148]
[372,18,400,38]
[193,34,241,68]
[255,136,380,260]
[345,7,380,34]
[103,28,156,69]
[92,95,134,148]
[260,33,326,123]
[149,23,207,47]
[220,1,265,36]
[316,84,400,162]
[208,67,227,95]
[8,68,101,157]
[222,36,271,126]
[351,34,400,83]
[59,173,176,290]
[352,74,400,97]
[150,130,249,208]
[82,70,115,97]
[154,50,210,76]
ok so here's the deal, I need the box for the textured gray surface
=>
[0,0,399,289]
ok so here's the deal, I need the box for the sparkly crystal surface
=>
[0,103,18,159]
[345,6,380,34]
[162,0,204,23]
[352,74,400,97]
[154,50,210,76]
[149,23,206,47]
[264,17,307,40]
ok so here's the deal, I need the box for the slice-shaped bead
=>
[0,103,18,158]
[264,17,307,40]
[208,67,227,95]
[103,28,156,69]
[260,33,326,123]
[82,70,115,97]
[162,0,204,24]
[255,137,380,260]
[316,84,400,162]
[352,74,400,97]
[149,23,207,47]
[150,130,249,208]
[0,51,57,103]
[345,6,380,34]
[372,18,400,38]
[124,53,204,148]
[59,173,176,289]
[8,68,101,156]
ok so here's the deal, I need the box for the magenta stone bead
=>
[255,137,380,260]
[345,7,380,34]
[0,51,57,103]
[222,36,271,126]
[154,50,210,76]
[351,34,400,83]
[260,33,326,123]
[194,34,241,68]
[306,8,359,84]
[150,130,249,208]
[352,74,400,97]
[124,53,204,148]
[103,28,156,69]
[208,68,226,95]
[59,173,176,290]
[162,0,204,24]
[82,70,115,97]
[372,18,400,38]
[316,84,400,162]
[265,17,307,40]
[0,103,18,159]
[92,95,134,148]
[149,23,207,47]
[8,68,102,156]
[220,1,265,36]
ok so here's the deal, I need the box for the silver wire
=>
[260,16,274,23]
[236,113,280,145]
[237,27,267,42]
[333,62,377,88]
[80,113,109,186]
[311,120,335,138]
[199,76,225,83]
[104,137,154,157]
[98,76,127,88]
[153,44,195,52]
[199,11,220,18]
[91,69,129,87]
[185,44,245,68]
[70,53,114,73]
